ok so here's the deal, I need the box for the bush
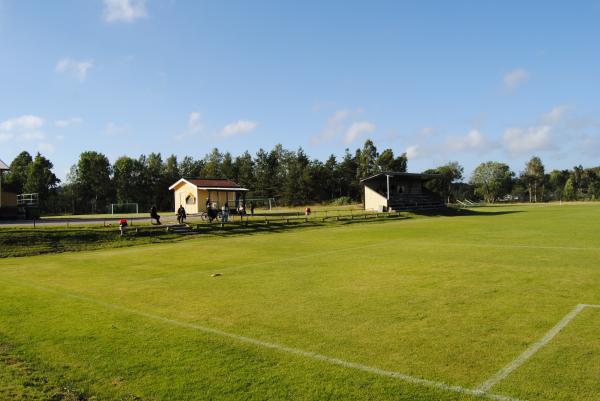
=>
[330,196,351,206]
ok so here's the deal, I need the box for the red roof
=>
[184,178,244,189]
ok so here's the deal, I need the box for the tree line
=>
[2,140,407,214]
[2,140,599,215]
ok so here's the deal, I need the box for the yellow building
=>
[169,178,249,215]
[0,159,18,218]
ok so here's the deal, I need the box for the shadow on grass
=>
[193,215,410,238]
[409,208,524,218]
[0,207,522,258]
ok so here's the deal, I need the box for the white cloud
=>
[541,105,569,125]
[503,68,529,92]
[54,117,83,128]
[417,127,434,138]
[217,120,258,138]
[103,0,147,23]
[104,122,128,136]
[0,115,46,141]
[19,131,45,141]
[175,112,203,140]
[310,109,350,145]
[405,145,420,160]
[446,129,490,152]
[502,125,553,154]
[0,114,44,131]
[344,121,375,145]
[56,58,94,82]
[38,143,55,154]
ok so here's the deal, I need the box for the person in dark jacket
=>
[177,205,186,224]
[150,205,161,225]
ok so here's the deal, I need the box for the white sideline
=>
[150,239,600,284]
[475,303,600,393]
[3,278,524,401]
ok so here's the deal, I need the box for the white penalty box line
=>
[475,303,600,393]
[4,278,524,401]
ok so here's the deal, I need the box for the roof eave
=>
[198,187,249,191]
[360,172,442,183]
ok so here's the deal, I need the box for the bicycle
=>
[200,209,222,222]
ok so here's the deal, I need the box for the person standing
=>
[177,205,186,224]
[222,201,229,223]
[250,200,255,216]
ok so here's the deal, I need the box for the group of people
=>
[152,200,258,226]
[205,198,256,222]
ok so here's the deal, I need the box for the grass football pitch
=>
[1,204,599,401]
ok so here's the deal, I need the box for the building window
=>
[186,194,196,205]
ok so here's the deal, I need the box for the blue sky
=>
[1,0,599,181]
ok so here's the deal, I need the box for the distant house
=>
[169,178,249,215]
[0,159,18,218]
[361,172,444,212]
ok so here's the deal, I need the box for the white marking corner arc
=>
[476,303,600,393]
[1,277,525,401]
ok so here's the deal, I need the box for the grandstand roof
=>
[360,172,441,183]
[169,178,248,191]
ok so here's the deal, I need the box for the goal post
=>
[245,198,277,210]
[109,203,139,215]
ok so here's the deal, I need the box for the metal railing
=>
[17,193,39,206]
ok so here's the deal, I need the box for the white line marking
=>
[2,278,525,401]
[149,239,600,283]
[438,242,600,252]
[476,303,600,393]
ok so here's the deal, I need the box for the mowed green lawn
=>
[1,204,599,401]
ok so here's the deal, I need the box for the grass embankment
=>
[0,227,183,258]
[1,204,599,400]
[0,207,452,258]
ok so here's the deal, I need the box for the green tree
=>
[521,156,545,202]
[202,148,223,178]
[563,177,576,201]
[23,152,60,209]
[424,161,464,203]
[548,170,570,200]
[470,161,513,203]
[160,155,180,210]
[377,148,408,172]
[253,146,282,198]
[221,152,235,179]
[233,151,254,189]
[6,151,33,193]
[179,156,203,178]
[356,139,378,181]
[337,149,359,199]
[72,151,113,213]
[145,153,165,208]
[113,156,144,204]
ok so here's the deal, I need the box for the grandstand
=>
[361,172,445,212]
